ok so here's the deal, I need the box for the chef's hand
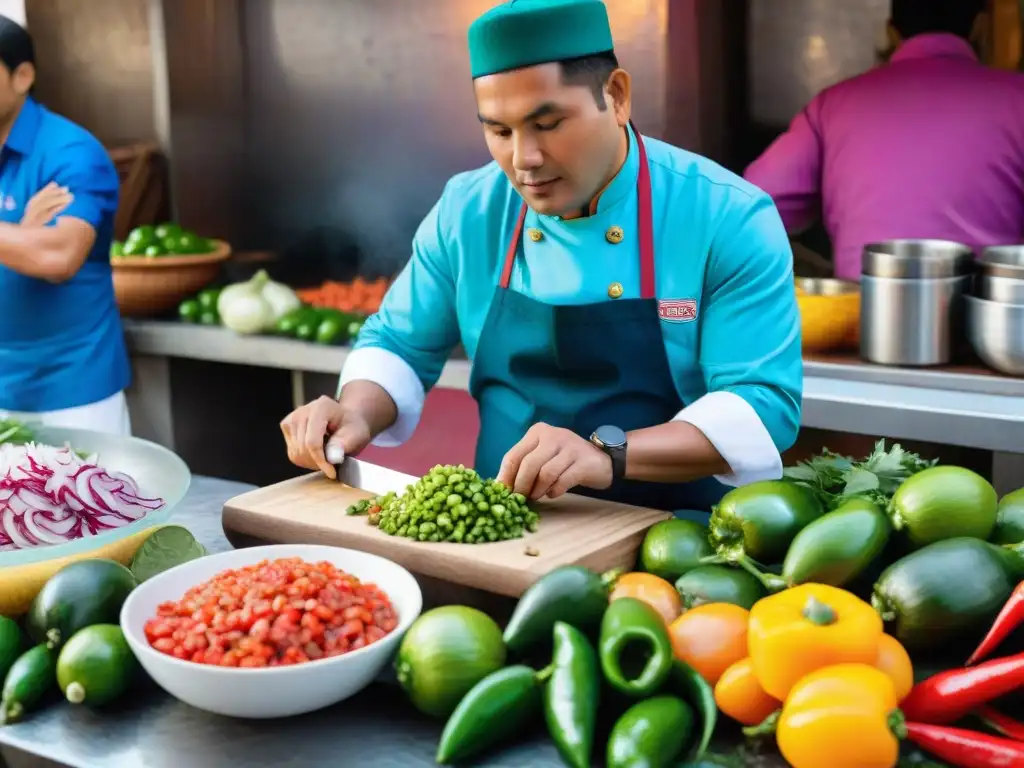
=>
[497,423,613,501]
[280,396,372,479]
[22,182,73,227]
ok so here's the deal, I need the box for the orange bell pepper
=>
[748,583,883,700]
[714,657,781,726]
[875,633,914,703]
[775,664,902,768]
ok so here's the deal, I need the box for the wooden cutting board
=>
[221,473,671,598]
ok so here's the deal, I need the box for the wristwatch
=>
[590,425,627,484]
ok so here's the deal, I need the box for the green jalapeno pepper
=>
[599,597,674,698]
[659,658,718,760]
[435,665,545,765]
[544,622,600,768]
[607,695,696,768]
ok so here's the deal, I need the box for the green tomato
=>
[143,244,164,258]
[198,310,219,326]
[110,241,124,258]
[121,239,148,257]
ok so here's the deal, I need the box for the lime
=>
[196,287,221,311]
[295,320,318,341]
[130,525,207,583]
[395,605,506,719]
[126,225,156,244]
[153,222,182,240]
[992,487,1024,544]
[640,519,714,582]
[57,624,137,707]
[198,310,219,326]
[110,241,124,258]
[178,299,201,323]
[347,319,365,340]
[316,313,347,345]
[890,466,998,547]
[143,244,163,258]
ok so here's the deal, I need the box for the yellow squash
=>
[776,664,902,768]
[0,526,160,616]
[748,583,883,700]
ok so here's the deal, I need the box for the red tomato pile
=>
[144,557,399,668]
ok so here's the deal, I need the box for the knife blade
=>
[326,447,417,496]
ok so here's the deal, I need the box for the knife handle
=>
[325,441,345,479]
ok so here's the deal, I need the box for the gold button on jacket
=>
[607,282,624,299]
[606,226,624,244]
[527,228,543,242]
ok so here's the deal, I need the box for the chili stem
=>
[966,581,1024,666]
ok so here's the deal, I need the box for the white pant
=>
[0,391,132,436]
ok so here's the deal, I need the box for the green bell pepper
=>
[607,695,695,768]
[599,597,674,698]
[659,659,718,760]
[435,665,544,765]
[503,565,621,658]
[544,622,599,768]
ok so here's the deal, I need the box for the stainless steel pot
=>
[795,277,859,296]
[862,240,974,279]
[975,273,1024,304]
[965,295,1024,375]
[979,246,1024,279]
[860,274,970,366]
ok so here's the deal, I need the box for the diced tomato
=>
[144,557,398,668]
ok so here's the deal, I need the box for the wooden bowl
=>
[112,239,232,318]
[796,277,861,352]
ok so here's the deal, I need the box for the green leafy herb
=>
[783,439,937,509]
[130,526,207,582]
[0,419,35,446]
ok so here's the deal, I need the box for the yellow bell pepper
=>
[776,664,902,768]
[748,583,883,700]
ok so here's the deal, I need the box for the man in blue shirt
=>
[282,0,802,514]
[0,16,130,434]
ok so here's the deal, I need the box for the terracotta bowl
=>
[111,239,232,318]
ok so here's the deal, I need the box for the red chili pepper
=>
[900,652,1024,725]
[968,581,1024,666]
[904,723,1024,768]
[977,706,1024,741]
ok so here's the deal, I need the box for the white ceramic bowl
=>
[120,544,423,719]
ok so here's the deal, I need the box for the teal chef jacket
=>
[0,97,128,413]
[340,125,803,486]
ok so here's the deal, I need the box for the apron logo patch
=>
[658,299,697,323]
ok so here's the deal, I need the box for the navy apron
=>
[468,129,729,517]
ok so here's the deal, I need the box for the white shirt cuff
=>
[672,391,783,487]
[338,346,425,447]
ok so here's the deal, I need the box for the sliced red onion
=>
[0,442,165,553]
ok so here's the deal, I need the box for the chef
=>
[744,0,1024,281]
[281,0,802,515]
[0,16,130,435]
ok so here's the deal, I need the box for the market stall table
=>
[0,476,787,768]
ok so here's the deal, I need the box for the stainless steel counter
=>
[122,320,1024,492]
[0,475,785,768]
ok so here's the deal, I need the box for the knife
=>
[325,444,417,496]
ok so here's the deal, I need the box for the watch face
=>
[594,425,627,448]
